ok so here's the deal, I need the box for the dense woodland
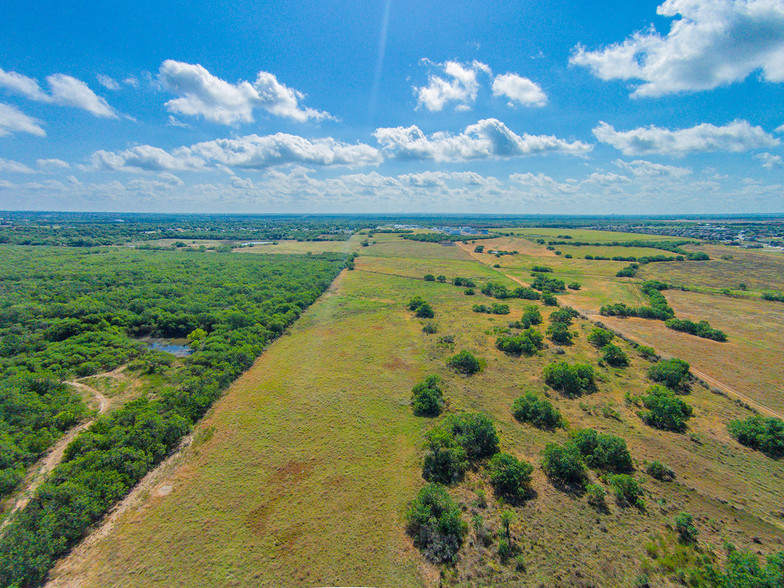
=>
[0,244,348,586]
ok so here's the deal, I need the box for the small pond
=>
[141,338,193,357]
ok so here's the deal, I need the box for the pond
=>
[141,338,193,357]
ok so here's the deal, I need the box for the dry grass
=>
[48,232,784,587]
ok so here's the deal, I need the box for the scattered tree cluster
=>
[543,362,596,397]
[496,329,544,356]
[408,296,435,318]
[728,415,784,457]
[665,318,727,342]
[512,393,563,430]
[637,385,694,432]
[411,375,445,417]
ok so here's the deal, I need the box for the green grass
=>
[49,235,784,587]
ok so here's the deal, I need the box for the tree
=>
[415,302,435,318]
[639,385,693,432]
[512,393,562,430]
[543,362,596,397]
[447,350,483,375]
[496,329,543,356]
[422,429,467,484]
[541,443,586,488]
[609,474,644,507]
[488,453,533,500]
[569,429,633,473]
[648,358,690,390]
[587,327,614,348]
[406,484,467,563]
[546,323,573,345]
[424,274,435,281]
[646,460,675,481]
[411,375,444,417]
[443,412,499,460]
[728,415,784,457]
[601,344,629,367]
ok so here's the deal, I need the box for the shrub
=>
[474,245,484,253]
[491,303,510,315]
[567,281,580,289]
[549,307,576,326]
[638,345,656,359]
[586,483,606,508]
[543,362,596,397]
[512,287,540,300]
[512,393,563,430]
[496,329,544,356]
[587,327,614,348]
[610,474,644,507]
[675,512,698,543]
[541,443,586,487]
[541,292,558,306]
[648,358,690,390]
[447,350,483,375]
[424,274,435,281]
[601,344,629,367]
[436,275,446,283]
[406,484,467,563]
[411,375,445,417]
[522,305,542,325]
[665,318,727,342]
[464,288,475,296]
[639,385,693,432]
[422,322,438,334]
[531,274,566,292]
[646,460,676,481]
[546,323,573,345]
[415,302,435,319]
[422,428,467,484]
[408,296,426,311]
[570,429,633,473]
[531,265,552,273]
[443,412,499,461]
[488,453,533,500]
[728,415,784,457]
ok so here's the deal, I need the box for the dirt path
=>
[0,371,117,532]
[458,242,784,421]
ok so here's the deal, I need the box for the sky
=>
[0,0,783,215]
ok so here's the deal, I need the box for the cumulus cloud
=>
[414,59,492,112]
[83,133,380,173]
[0,103,45,137]
[491,73,547,107]
[0,68,117,118]
[756,152,783,168]
[614,158,692,177]
[570,0,784,97]
[97,74,121,91]
[0,157,35,173]
[36,158,70,170]
[593,120,780,156]
[158,60,331,125]
[509,172,579,194]
[375,118,591,162]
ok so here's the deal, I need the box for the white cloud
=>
[158,60,331,125]
[414,59,491,112]
[83,145,206,172]
[0,157,35,173]
[756,152,783,168]
[97,74,121,91]
[509,172,579,194]
[585,172,632,185]
[570,0,784,97]
[593,120,780,156]
[375,118,591,162]
[188,134,381,168]
[614,158,692,177]
[36,158,70,170]
[124,76,139,88]
[491,73,547,107]
[83,133,380,173]
[0,103,45,137]
[0,68,117,118]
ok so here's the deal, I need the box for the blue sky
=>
[0,0,783,214]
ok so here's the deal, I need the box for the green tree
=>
[541,442,586,488]
[512,393,562,430]
[411,375,444,417]
[406,484,467,563]
[488,453,533,501]
[447,350,483,375]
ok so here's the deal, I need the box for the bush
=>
[546,323,573,345]
[411,375,444,417]
[601,344,629,367]
[646,460,676,481]
[639,385,693,432]
[610,474,644,507]
[436,275,447,283]
[424,274,435,281]
[648,358,690,390]
[464,288,475,296]
[488,453,533,500]
[587,327,614,348]
[512,393,562,430]
[541,292,558,306]
[422,429,467,484]
[406,484,467,563]
[422,322,438,334]
[567,281,581,290]
[496,329,544,356]
[443,413,499,461]
[491,303,510,315]
[512,287,540,300]
[665,318,727,342]
[415,302,435,319]
[522,305,542,325]
[549,307,576,326]
[541,443,586,487]
[675,512,698,543]
[570,429,633,473]
[728,415,784,457]
[408,296,426,311]
[586,483,606,508]
[543,362,596,397]
[447,350,483,375]
[638,345,656,359]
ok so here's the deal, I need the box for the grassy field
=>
[48,231,784,587]
[507,227,695,244]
